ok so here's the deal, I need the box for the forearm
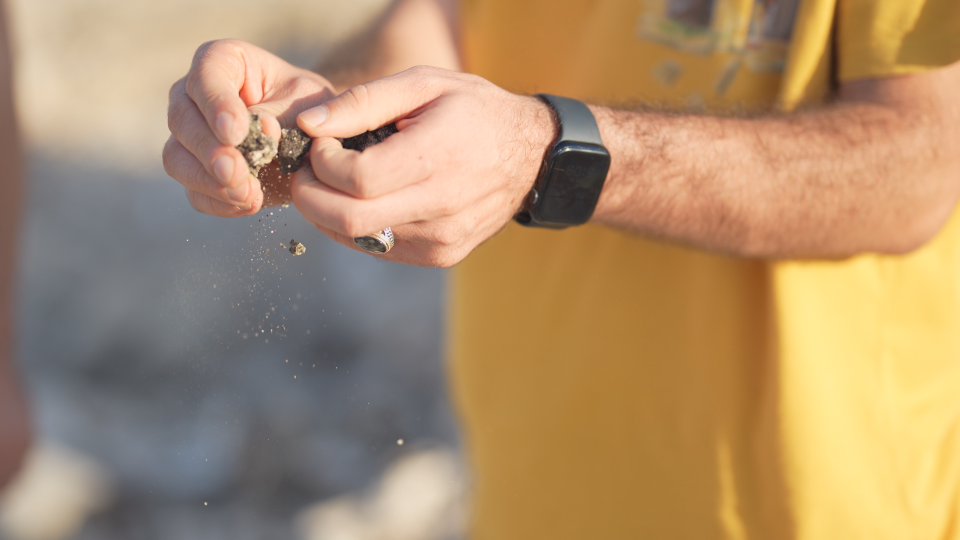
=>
[589,65,960,259]
[317,0,460,91]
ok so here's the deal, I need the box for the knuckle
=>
[190,40,216,66]
[423,249,445,267]
[194,61,233,94]
[406,67,433,94]
[214,38,245,49]
[332,213,362,238]
[186,187,244,218]
[166,97,191,133]
[431,228,457,248]
[186,41,221,85]
[347,219,374,238]
[430,222,466,248]
[350,159,379,198]
[161,139,178,176]
[211,198,241,217]
[178,124,211,163]
[184,188,206,213]
[341,84,372,116]
[186,39,245,98]
[190,160,211,190]
[164,143,209,191]
[424,248,458,268]
[353,182,376,200]
[191,39,238,66]
[168,77,186,103]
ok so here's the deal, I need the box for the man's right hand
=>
[164,39,337,217]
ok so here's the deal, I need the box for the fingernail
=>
[213,155,235,186]
[299,105,328,129]
[216,112,236,145]
[225,179,250,204]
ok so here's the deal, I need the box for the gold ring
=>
[354,227,394,254]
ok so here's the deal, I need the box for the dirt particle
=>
[240,120,397,181]
[278,127,312,174]
[236,112,278,177]
[289,239,306,256]
[341,124,399,151]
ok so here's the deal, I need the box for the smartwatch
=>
[515,94,611,229]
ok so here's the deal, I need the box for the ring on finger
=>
[354,227,395,254]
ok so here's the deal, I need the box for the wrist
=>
[586,104,627,225]
[515,95,610,228]
[514,95,559,210]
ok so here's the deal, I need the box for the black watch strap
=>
[539,94,603,147]
[515,94,610,229]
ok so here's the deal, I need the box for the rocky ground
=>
[0,1,464,539]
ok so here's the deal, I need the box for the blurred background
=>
[0,1,465,539]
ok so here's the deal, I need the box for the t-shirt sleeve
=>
[838,0,960,80]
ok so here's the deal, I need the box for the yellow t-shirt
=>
[450,1,960,538]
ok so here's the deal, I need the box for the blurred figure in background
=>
[0,0,29,489]
[166,0,960,538]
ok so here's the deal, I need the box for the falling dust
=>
[187,115,402,350]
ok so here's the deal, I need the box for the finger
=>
[251,68,336,131]
[310,221,429,264]
[290,166,456,239]
[184,187,260,218]
[248,108,281,142]
[184,39,268,146]
[307,124,435,199]
[163,135,261,209]
[242,75,337,142]
[167,89,252,195]
[310,219,468,268]
[296,66,459,138]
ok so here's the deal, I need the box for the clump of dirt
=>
[278,128,312,174]
[236,112,278,176]
[237,115,399,185]
[288,239,306,256]
[342,124,398,152]
[273,122,399,175]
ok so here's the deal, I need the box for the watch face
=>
[534,142,611,225]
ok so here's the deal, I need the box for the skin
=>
[591,70,960,258]
[0,0,31,489]
[164,0,960,267]
[165,43,337,214]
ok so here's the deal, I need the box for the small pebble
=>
[289,239,306,256]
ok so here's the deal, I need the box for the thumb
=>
[296,66,450,139]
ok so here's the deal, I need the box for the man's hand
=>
[291,66,556,267]
[164,40,337,217]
